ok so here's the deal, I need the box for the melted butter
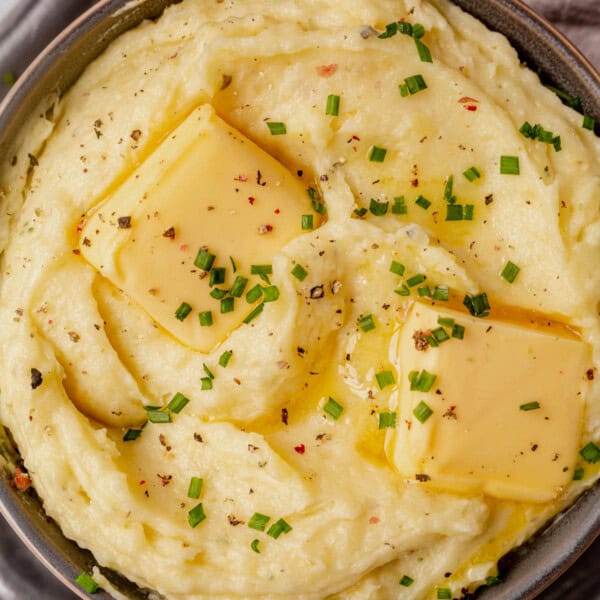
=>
[79,105,321,351]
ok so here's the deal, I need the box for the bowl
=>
[0,1,598,598]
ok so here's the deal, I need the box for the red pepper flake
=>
[411,179,419,187]
[465,104,478,111]
[179,244,189,252]
[258,224,273,234]
[586,368,595,381]
[13,467,32,492]
[139,480,145,485]
[281,408,289,425]
[156,473,172,487]
[274,208,280,214]
[294,444,305,454]
[236,175,248,182]
[459,96,479,104]
[316,64,338,77]
[369,516,380,524]
[248,197,256,205]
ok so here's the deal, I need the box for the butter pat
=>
[79,105,317,351]
[387,303,590,502]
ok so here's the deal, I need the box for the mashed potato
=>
[1,1,600,598]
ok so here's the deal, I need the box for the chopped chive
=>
[357,314,376,332]
[452,323,465,339]
[147,410,171,423]
[325,94,340,116]
[414,38,432,63]
[583,114,596,130]
[251,264,272,283]
[573,467,584,481]
[267,518,292,539]
[445,204,463,221]
[324,397,343,420]
[500,155,520,175]
[188,503,206,528]
[291,264,308,281]
[267,121,287,135]
[230,276,249,298]
[167,392,190,414]
[409,369,437,392]
[438,317,454,328]
[219,350,233,367]
[392,196,407,214]
[390,260,405,276]
[201,377,213,390]
[545,84,582,112]
[263,285,280,302]
[463,292,490,318]
[251,539,261,553]
[397,21,413,35]
[406,274,426,287]
[75,573,99,594]
[378,22,398,38]
[199,311,213,326]
[412,23,425,38]
[426,334,439,347]
[399,84,409,97]
[415,195,431,210]
[246,284,264,303]
[194,248,215,271]
[486,576,502,587]
[378,411,397,429]
[443,175,454,202]
[209,267,226,287]
[463,166,481,182]
[580,442,600,463]
[520,401,541,411]
[243,302,264,324]
[221,297,235,313]
[369,198,389,216]
[404,74,427,95]
[395,284,410,296]
[413,401,433,423]
[552,136,562,151]
[431,326,450,343]
[417,285,431,297]
[230,256,237,273]
[376,370,396,389]
[400,575,414,587]
[369,146,387,162]
[432,285,449,301]
[123,428,143,441]
[301,214,314,230]
[520,121,534,138]
[354,207,368,217]
[210,288,228,300]
[175,302,192,321]
[501,261,520,283]
[248,512,270,531]
[464,204,474,220]
[437,589,452,600]
[308,187,327,215]
[187,477,203,499]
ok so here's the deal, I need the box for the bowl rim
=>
[0,1,599,599]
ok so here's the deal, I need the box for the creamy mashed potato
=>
[1,0,600,598]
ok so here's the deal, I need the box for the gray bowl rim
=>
[0,1,599,599]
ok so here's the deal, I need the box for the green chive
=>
[415,195,431,210]
[445,204,463,221]
[291,264,308,281]
[187,476,203,499]
[267,518,292,539]
[500,155,520,175]
[199,311,213,326]
[230,276,248,298]
[358,314,376,332]
[400,575,414,587]
[406,274,426,287]
[123,428,143,441]
[354,208,368,217]
[203,364,214,380]
[194,248,215,271]
[188,503,206,527]
[486,576,501,587]
[580,442,600,463]
[267,122,287,135]
[437,589,452,600]
[308,187,327,215]
[553,136,562,152]
[397,22,413,36]
[463,292,490,318]
[404,74,427,95]
[520,401,540,411]
[417,285,431,297]
[210,288,228,300]
[369,146,387,162]
[301,214,314,230]
[378,411,397,429]
[413,400,433,423]
[167,392,190,414]
[378,22,398,38]
[376,370,396,389]
[545,84,582,112]
[325,94,340,116]
[464,204,474,220]
[392,196,407,214]
[414,39,432,63]
[147,410,171,423]
[438,317,454,328]
[452,324,465,339]
[219,350,233,367]
[432,285,449,301]
[246,284,264,303]
[201,377,213,390]
[573,467,584,481]
[251,539,261,553]
[75,573,99,594]
[390,260,405,276]
[369,198,389,216]
[501,261,520,283]
[175,302,192,321]
[263,285,280,302]
[399,84,409,97]
[230,256,237,273]
[409,369,437,392]
[395,284,410,296]
[243,302,264,324]
[583,114,596,130]
[324,397,343,420]
[251,264,272,283]
[248,512,270,531]
[412,23,425,38]
[431,326,449,343]
[209,267,226,287]
[463,166,481,182]
[221,297,235,313]
[520,121,534,138]
[444,175,454,202]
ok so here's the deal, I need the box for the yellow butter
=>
[387,303,590,502]
[79,105,318,351]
